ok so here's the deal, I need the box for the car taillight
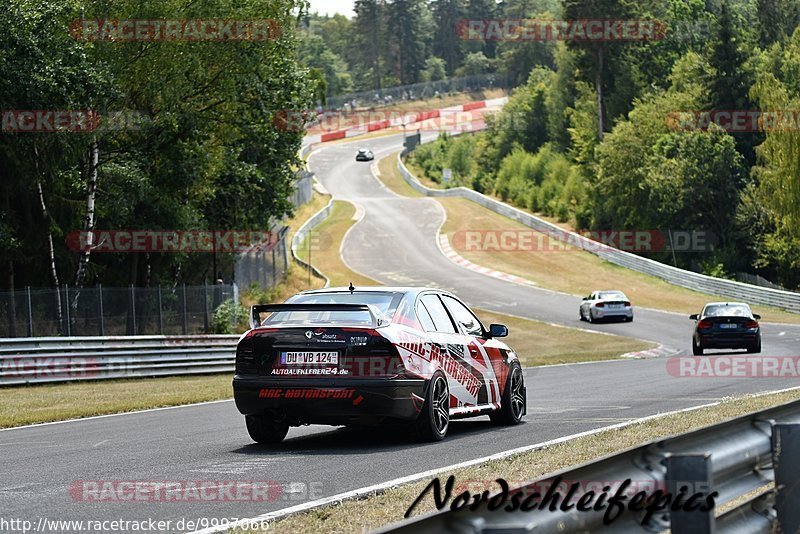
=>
[744,320,759,329]
[595,303,605,308]
[697,319,713,329]
[624,301,631,307]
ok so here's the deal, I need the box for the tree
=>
[563,0,637,140]
[432,0,465,73]
[388,0,426,85]
[354,0,388,89]
[422,56,448,81]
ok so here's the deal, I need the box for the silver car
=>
[580,290,633,323]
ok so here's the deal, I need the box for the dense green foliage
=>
[302,0,562,96]
[410,0,800,288]
[0,0,313,290]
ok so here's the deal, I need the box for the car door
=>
[441,295,502,408]
[417,293,480,408]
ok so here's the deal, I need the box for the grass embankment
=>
[256,387,800,534]
[381,152,800,324]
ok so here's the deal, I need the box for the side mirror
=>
[489,324,509,338]
[753,314,761,320]
[582,297,588,301]
[689,314,699,320]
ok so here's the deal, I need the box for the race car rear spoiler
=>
[250,304,387,330]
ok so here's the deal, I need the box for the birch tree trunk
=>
[71,141,99,319]
[35,168,62,334]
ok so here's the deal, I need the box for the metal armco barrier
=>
[379,398,800,533]
[398,152,800,314]
[0,335,238,386]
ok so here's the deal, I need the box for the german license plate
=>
[720,323,738,329]
[281,351,338,365]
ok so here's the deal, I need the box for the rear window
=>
[261,292,403,326]
[703,304,751,317]
[598,291,626,300]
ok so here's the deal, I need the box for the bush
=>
[210,298,248,334]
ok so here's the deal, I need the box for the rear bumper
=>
[699,332,760,349]
[233,376,427,425]
[593,308,633,319]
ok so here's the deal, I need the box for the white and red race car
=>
[233,286,526,443]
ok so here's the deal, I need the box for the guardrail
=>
[379,397,800,533]
[397,152,800,314]
[0,335,238,386]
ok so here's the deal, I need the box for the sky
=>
[308,0,355,17]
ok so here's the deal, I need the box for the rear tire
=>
[692,338,704,356]
[414,372,449,442]
[588,310,595,323]
[490,364,525,426]
[747,338,762,354]
[245,414,289,444]
[579,308,586,321]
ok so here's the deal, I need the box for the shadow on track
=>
[231,418,525,455]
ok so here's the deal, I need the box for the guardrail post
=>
[25,286,33,337]
[666,453,714,534]
[181,284,188,335]
[97,284,104,337]
[773,423,800,532]
[157,286,164,335]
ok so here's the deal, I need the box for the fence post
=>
[6,289,17,338]
[128,284,136,336]
[203,283,209,333]
[157,286,164,335]
[97,284,105,337]
[773,423,800,532]
[64,284,71,337]
[181,283,188,335]
[666,453,714,534]
[25,286,33,337]
[232,283,239,328]
[272,247,277,287]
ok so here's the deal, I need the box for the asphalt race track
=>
[2,132,800,528]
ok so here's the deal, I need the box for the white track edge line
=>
[188,386,800,534]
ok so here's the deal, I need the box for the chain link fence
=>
[234,226,290,291]
[0,284,237,338]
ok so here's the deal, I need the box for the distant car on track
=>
[579,290,633,323]
[355,148,374,161]
[233,286,526,444]
[690,302,762,355]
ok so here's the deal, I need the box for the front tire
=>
[490,364,525,426]
[692,338,704,356]
[415,372,449,441]
[246,414,289,444]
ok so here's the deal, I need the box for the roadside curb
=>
[437,234,537,288]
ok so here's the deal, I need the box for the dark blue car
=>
[690,302,762,355]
